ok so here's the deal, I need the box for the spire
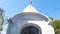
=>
[22,5,39,13]
[22,0,39,13]
[30,0,32,6]
[30,0,32,9]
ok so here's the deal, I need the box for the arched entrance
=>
[21,26,39,34]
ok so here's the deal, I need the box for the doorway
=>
[21,26,39,34]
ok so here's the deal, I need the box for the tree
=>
[0,8,4,31]
[53,20,60,34]
[49,17,53,21]
[49,17,60,34]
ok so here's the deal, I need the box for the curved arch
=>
[20,23,42,34]
[12,12,51,22]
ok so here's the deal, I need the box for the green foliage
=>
[53,20,60,29]
[0,8,3,31]
[0,25,3,31]
[49,17,60,34]
[53,20,60,34]
[49,17,53,21]
[0,8,4,13]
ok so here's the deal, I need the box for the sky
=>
[0,0,60,34]
[0,0,60,19]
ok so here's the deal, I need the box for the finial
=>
[30,0,32,9]
[30,0,32,6]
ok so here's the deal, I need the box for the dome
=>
[12,5,51,24]
[22,5,39,13]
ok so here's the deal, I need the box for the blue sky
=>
[0,0,60,19]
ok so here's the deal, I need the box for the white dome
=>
[12,5,51,23]
[23,5,39,13]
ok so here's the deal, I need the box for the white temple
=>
[7,0,55,34]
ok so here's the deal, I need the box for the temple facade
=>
[7,5,55,34]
